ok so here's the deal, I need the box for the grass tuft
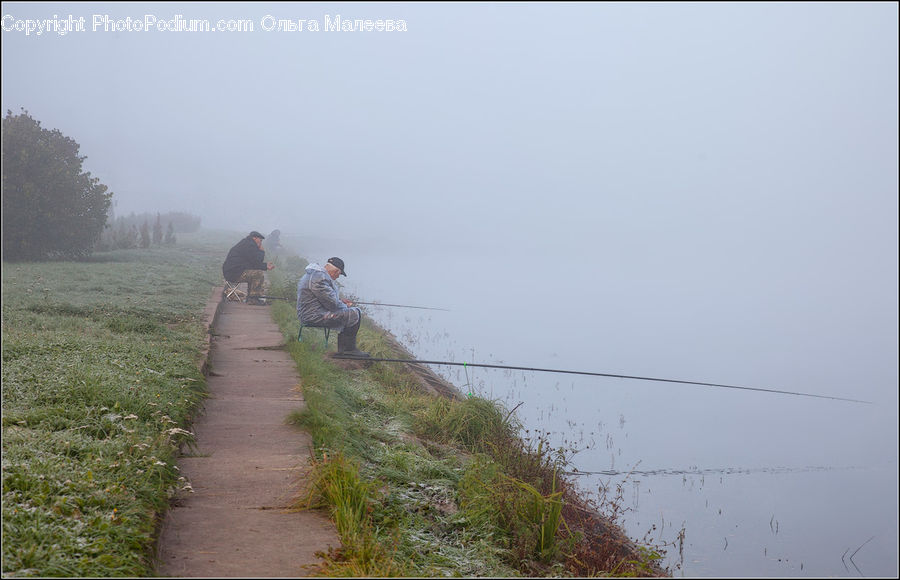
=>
[299,452,407,576]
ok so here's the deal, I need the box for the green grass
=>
[2,234,667,577]
[270,297,522,576]
[1,232,229,577]
[266,262,668,577]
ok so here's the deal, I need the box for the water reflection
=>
[353,303,897,577]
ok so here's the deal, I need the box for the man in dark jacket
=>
[222,231,274,305]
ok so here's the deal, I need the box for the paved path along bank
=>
[155,297,339,577]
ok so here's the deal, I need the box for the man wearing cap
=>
[222,231,275,305]
[296,257,370,358]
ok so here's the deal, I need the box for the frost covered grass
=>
[267,262,668,577]
[1,233,228,577]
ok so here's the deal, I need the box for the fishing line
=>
[359,357,872,404]
[564,465,859,477]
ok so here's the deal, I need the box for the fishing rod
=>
[353,301,449,311]
[253,296,449,311]
[358,357,872,404]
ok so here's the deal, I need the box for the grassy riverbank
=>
[266,257,667,577]
[2,233,666,577]
[1,232,232,576]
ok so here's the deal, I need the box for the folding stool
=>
[223,280,248,302]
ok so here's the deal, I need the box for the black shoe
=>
[335,329,368,358]
[334,349,370,359]
[246,296,267,306]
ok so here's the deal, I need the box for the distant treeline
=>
[2,108,204,261]
[111,211,201,233]
[95,212,201,251]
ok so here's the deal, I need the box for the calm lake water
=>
[287,235,898,577]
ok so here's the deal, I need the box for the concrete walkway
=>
[155,295,339,577]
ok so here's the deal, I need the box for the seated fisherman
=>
[222,231,275,305]
[297,257,370,358]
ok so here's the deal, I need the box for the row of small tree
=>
[95,214,177,251]
[109,210,201,235]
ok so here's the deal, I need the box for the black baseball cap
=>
[327,257,347,276]
[249,231,265,239]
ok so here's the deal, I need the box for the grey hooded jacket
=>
[296,263,359,329]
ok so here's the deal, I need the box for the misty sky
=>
[2,3,895,243]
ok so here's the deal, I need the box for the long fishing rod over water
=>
[243,275,863,403]
[354,356,872,404]
[353,301,450,311]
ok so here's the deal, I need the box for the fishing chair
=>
[298,324,331,348]
[223,280,248,302]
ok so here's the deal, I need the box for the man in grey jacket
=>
[296,257,370,358]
